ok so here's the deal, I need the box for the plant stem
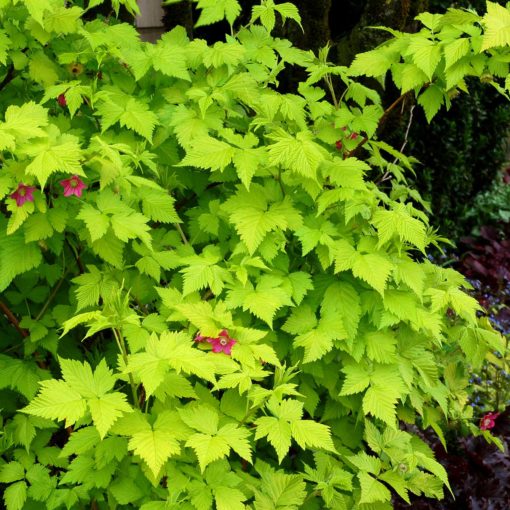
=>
[35,272,69,321]
[0,65,15,92]
[0,300,28,338]
[324,74,338,109]
[174,222,189,245]
[65,238,85,273]
[112,327,140,409]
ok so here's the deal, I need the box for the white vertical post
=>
[135,0,165,41]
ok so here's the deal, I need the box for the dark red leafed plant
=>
[394,409,510,510]
[459,225,510,290]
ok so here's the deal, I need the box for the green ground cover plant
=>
[0,0,510,508]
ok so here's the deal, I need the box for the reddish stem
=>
[0,300,28,338]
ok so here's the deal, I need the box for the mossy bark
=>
[334,0,429,64]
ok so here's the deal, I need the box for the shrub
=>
[405,0,510,240]
[0,1,509,509]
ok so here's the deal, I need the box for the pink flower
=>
[210,334,236,355]
[10,183,36,207]
[195,329,236,355]
[480,412,500,430]
[60,175,86,197]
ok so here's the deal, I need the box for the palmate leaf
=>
[358,472,391,504]
[120,98,158,141]
[0,102,48,150]
[77,204,110,242]
[179,136,235,171]
[321,281,361,339]
[226,276,293,327]
[394,258,425,296]
[186,434,231,472]
[254,470,307,509]
[0,355,47,400]
[119,412,183,477]
[149,29,190,81]
[43,5,83,34]
[282,305,317,335]
[88,393,132,438]
[352,252,393,295]
[255,399,335,462]
[24,135,84,189]
[216,423,252,461]
[22,379,87,426]
[340,364,371,395]
[111,211,152,249]
[293,315,346,363]
[23,359,132,436]
[225,189,302,254]
[140,190,180,223]
[267,130,326,180]
[126,332,217,389]
[181,405,251,471]
[408,36,441,80]
[195,0,241,27]
[214,486,246,510]
[180,250,230,296]
[129,428,180,477]
[179,404,219,435]
[350,48,397,78]
[372,203,427,251]
[96,94,157,141]
[254,416,292,463]
[0,226,42,292]
[481,1,510,51]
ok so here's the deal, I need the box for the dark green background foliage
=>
[407,0,510,239]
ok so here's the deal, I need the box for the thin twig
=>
[376,103,416,185]
[35,272,69,322]
[0,301,28,337]
[397,103,415,156]
[346,91,411,158]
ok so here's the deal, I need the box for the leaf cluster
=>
[0,1,508,509]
